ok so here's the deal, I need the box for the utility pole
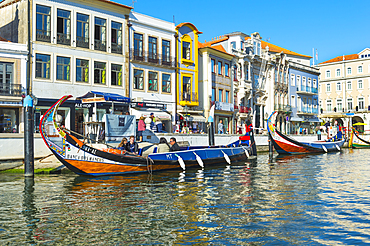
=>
[24,0,34,177]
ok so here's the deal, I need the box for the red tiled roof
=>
[200,36,228,48]
[319,54,359,64]
[176,22,202,34]
[245,37,311,58]
[199,41,234,57]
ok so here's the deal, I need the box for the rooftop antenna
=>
[131,0,137,8]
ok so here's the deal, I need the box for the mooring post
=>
[208,122,215,146]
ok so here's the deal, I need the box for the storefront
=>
[178,113,206,134]
[214,101,235,134]
[0,100,22,133]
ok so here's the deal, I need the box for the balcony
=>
[36,29,51,42]
[274,104,292,113]
[182,92,198,103]
[57,32,70,45]
[111,43,122,54]
[76,36,89,49]
[94,39,106,52]
[239,106,251,114]
[211,73,231,85]
[0,84,23,97]
[297,107,318,114]
[130,49,175,67]
[297,85,318,94]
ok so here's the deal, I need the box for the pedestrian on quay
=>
[137,116,146,142]
[317,129,321,140]
[218,120,224,134]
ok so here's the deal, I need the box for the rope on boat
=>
[147,157,154,174]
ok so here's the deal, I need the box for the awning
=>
[178,113,206,122]
[130,108,171,120]
[308,118,323,123]
[290,117,303,122]
[77,91,130,103]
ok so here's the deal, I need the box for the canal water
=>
[1,149,370,245]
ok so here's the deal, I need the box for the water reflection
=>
[0,150,370,244]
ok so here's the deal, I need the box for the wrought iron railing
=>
[298,85,318,94]
[57,32,70,45]
[94,39,106,52]
[0,84,23,96]
[274,104,292,112]
[111,43,122,54]
[36,29,51,42]
[76,36,89,48]
[182,92,198,102]
[130,49,175,67]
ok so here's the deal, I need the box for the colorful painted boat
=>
[267,111,345,155]
[40,95,256,176]
[349,128,370,148]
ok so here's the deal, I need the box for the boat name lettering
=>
[81,145,97,155]
[66,154,103,162]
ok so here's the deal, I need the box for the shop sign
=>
[215,101,234,112]
[81,98,106,103]
[0,101,22,106]
[75,103,93,109]
[131,102,166,109]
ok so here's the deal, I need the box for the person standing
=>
[317,129,321,140]
[155,117,162,132]
[137,116,146,142]
[218,120,224,134]
[169,137,180,152]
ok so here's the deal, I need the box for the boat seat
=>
[153,147,158,153]
[138,148,143,156]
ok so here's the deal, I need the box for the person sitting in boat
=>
[157,137,170,153]
[126,136,139,155]
[169,137,180,152]
[117,137,128,151]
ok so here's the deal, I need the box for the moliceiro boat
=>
[267,111,345,155]
[349,128,370,148]
[40,95,256,176]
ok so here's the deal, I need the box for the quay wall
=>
[0,133,324,161]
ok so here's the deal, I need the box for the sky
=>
[118,0,370,65]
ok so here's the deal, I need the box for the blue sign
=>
[346,113,355,116]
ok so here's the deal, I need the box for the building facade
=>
[317,48,370,133]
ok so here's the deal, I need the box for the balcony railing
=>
[0,84,23,96]
[111,43,122,54]
[239,106,251,114]
[182,92,198,102]
[94,39,106,52]
[36,29,51,42]
[297,85,318,94]
[211,74,231,84]
[274,104,292,112]
[57,32,70,45]
[130,49,175,67]
[298,107,318,114]
[76,36,89,48]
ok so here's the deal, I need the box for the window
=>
[326,70,331,78]
[296,75,301,87]
[359,98,364,110]
[36,5,51,42]
[347,67,352,75]
[358,65,363,73]
[336,68,341,77]
[162,73,171,93]
[337,99,342,112]
[94,61,106,84]
[35,54,50,79]
[225,91,229,103]
[211,88,215,101]
[211,59,215,73]
[94,17,106,51]
[291,95,296,107]
[111,21,122,54]
[56,9,71,45]
[111,64,122,86]
[290,74,295,86]
[358,80,363,89]
[182,41,190,60]
[148,36,158,63]
[133,33,143,59]
[302,76,306,86]
[313,79,317,88]
[241,41,244,50]
[76,59,89,83]
[336,82,341,91]
[219,89,223,102]
[308,78,311,87]
[348,98,353,110]
[133,69,144,90]
[182,76,191,101]
[162,40,171,65]
[0,63,18,96]
[274,68,278,82]
[326,83,331,92]
[347,81,352,90]
[218,61,222,75]
[326,100,332,112]
[76,13,89,48]
[148,71,158,91]
[56,56,70,81]
[225,63,229,77]
[231,41,236,49]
